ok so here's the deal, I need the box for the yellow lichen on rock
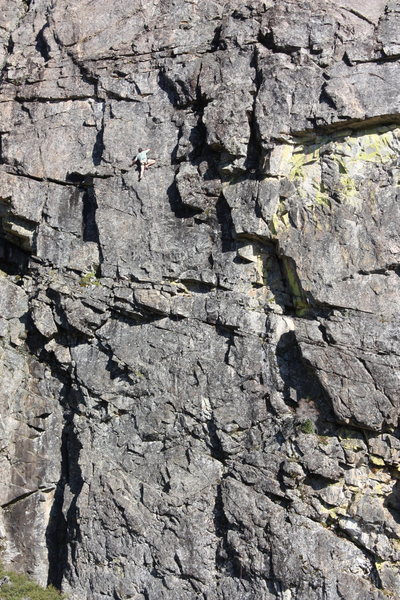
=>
[285,125,400,213]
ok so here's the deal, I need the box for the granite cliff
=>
[0,0,400,599]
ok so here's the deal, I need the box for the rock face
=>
[0,1,399,599]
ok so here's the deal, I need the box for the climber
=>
[131,147,155,181]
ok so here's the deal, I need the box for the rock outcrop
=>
[0,1,399,599]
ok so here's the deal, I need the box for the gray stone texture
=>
[0,1,399,599]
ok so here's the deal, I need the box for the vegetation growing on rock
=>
[0,566,64,600]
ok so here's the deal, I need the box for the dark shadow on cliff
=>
[0,236,30,275]
[213,481,250,581]
[244,48,263,173]
[82,185,100,244]
[166,180,203,218]
[253,238,329,319]
[276,331,335,433]
[24,319,84,590]
[46,386,84,588]
[262,243,315,316]
[384,480,400,524]
[157,68,190,109]
[92,113,105,166]
[215,195,236,252]
[35,24,51,63]
[66,173,104,268]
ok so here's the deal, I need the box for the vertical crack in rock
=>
[213,481,233,576]
[92,101,106,166]
[46,385,84,589]
[6,36,15,56]
[246,47,264,173]
[206,420,226,464]
[215,195,236,252]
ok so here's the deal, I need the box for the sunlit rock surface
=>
[0,1,399,599]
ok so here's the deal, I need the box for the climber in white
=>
[131,147,156,181]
